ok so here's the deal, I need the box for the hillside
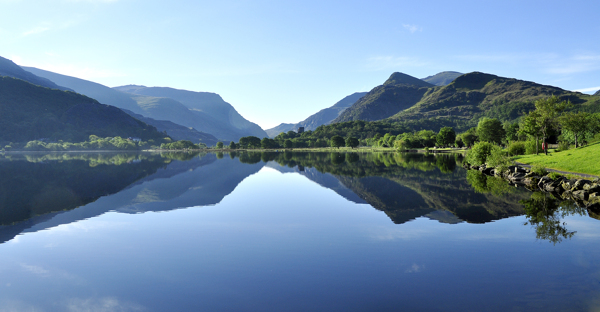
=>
[595,90,600,96]
[333,72,434,123]
[123,110,219,145]
[266,92,367,137]
[1,57,71,91]
[0,77,164,143]
[388,72,599,131]
[113,85,267,139]
[422,71,463,86]
[23,67,264,142]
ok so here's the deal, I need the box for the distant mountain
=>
[384,72,434,87]
[266,92,367,137]
[595,90,600,96]
[0,56,71,91]
[0,76,164,143]
[123,110,219,145]
[266,123,297,138]
[333,72,434,123]
[113,85,267,139]
[23,67,265,142]
[422,71,463,86]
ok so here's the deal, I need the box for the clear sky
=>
[1,0,599,129]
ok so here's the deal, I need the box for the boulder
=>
[572,190,589,201]
[538,176,552,188]
[583,183,600,193]
[572,179,592,191]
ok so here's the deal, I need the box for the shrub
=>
[486,145,512,173]
[556,141,570,152]
[507,141,526,156]
[531,164,548,176]
[525,139,543,155]
[465,141,494,165]
[547,172,562,180]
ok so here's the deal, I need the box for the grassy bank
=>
[513,142,600,176]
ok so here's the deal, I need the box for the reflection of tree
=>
[520,192,586,244]
[466,170,513,196]
[436,155,456,173]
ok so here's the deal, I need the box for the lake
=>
[0,151,599,311]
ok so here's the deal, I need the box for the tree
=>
[559,112,592,148]
[330,135,345,149]
[520,110,543,155]
[261,138,279,149]
[535,96,568,155]
[345,137,359,149]
[238,136,261,149]
[216,141,224,149]
[503,122,520,142]
[477,118,505,145]
[283,139,293,148]
[436,127,456,147]
[229,141,237,149]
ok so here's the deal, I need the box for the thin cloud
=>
[364,55,430,71]
[405,263,425,273]
[22,26,50,36]
[573,86,600,93]
[403,24,422,34]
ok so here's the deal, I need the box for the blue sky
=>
[1,0,599,129]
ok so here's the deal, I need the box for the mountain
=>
[422,71,463,86]
[333,72,435,123]
[388,72,590,129]
[123,110,219,145]
[0,56,71,91]
[22,67,265,142]
[595,90,600,96]
[0,76,165,143]
[113,85,267,139]
[266,92,368,137]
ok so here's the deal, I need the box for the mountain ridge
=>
[1,57,71,91]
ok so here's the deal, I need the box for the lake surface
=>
[0,151,599,311]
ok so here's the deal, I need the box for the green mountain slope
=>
[266,92,367,137]
[23,67,262,141]
[1,57,71,91]
[595,90,600,96]
[333,72,434,123]
[422,71,463,86]
[113,85,267,139]
[0,77,164,143]
[388,72,599,130]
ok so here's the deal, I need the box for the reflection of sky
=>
[0,166,599,311]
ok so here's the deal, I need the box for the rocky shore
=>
[463,162,600,213]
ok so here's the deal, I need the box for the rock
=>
[572,179,592,191]
[471,165,480,170]
[590,192,598,198]
[583,183,600,193]
[538,176,552,187]
[561,190,573,200]
[483,167,494,175]
[524,177,539,186]
[587,196,600,208]
[561,179,578,191]
[572,190,589,201]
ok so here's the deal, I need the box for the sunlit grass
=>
[513,142,600,176]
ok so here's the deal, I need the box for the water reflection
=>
[0,151,598,245]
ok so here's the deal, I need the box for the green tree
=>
[216,141,224,149]
[436,127,456,147]
[229,141,237,149]
[519,110,543,154]
[535,96,568,155]
[283,139,293,148]
[261,138,279,149]
[465,141,494,166]
[330,135,345,149]
[477,118,505,145]
[559,111,593,148]
[345,137,359,149]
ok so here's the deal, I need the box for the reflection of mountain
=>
[267,152,528,224]
[266,163,366,204]
[0,153,264,244]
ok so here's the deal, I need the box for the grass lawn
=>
[513,142,600,176]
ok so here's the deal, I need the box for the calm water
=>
[0,151,599,312]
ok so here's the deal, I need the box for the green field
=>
[513,142,600,176]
